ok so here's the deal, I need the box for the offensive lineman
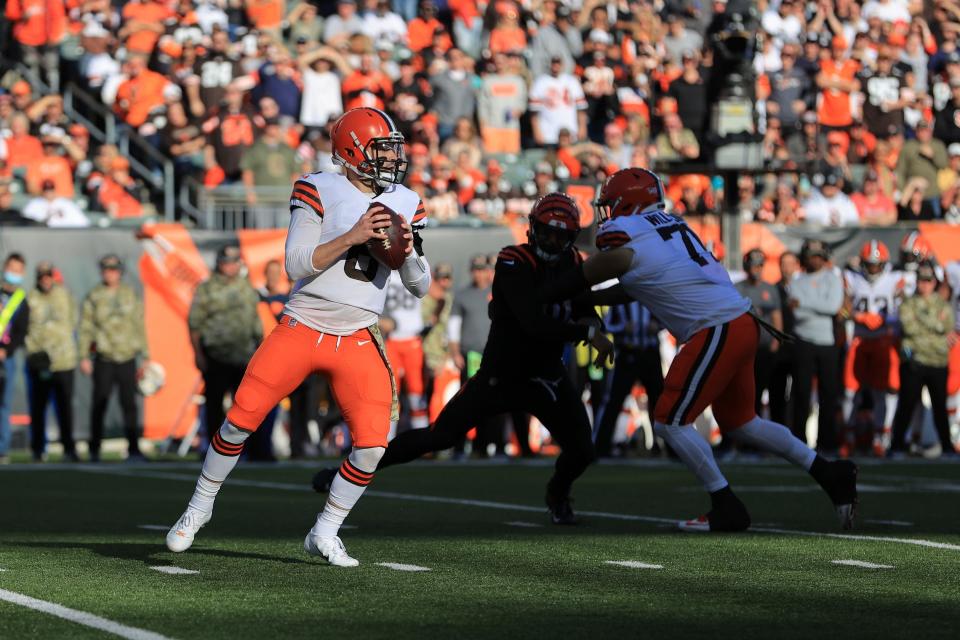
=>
[166,108,431,566]
[541,168,858,532]
[314,193,612,524]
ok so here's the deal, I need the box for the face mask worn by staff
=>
[3,271,23,286]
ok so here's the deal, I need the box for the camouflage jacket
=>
[79,283,148,363]
[421,291,453,371]
[900,294,955,368]
[188,273,262,365]
[25,285,78,372]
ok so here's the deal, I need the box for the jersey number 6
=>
[344,245,380,282]
[656,223,714,267]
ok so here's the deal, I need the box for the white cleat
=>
[304,534,359,567]
[676,515,711,533]
[165,508,212,552]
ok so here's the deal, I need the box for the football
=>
[366,203,410,270]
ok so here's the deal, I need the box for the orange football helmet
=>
[899,231,931,271]
[330,107,407,187]
[859,239,889,281]
[593,167,666,222]
[528,192,581,262]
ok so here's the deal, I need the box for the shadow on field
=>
[3,540,313,566]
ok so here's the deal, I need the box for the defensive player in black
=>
[312,192,613,523]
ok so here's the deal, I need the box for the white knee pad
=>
[220,422,250,445]
[349,446,386,473]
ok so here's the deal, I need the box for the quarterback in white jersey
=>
[166,108,430,567]
[541,168,858,533]
[384,271,429,431]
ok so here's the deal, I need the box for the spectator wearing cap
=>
[819,131,854,185]
[25,260,79,462]
[890,261,956,458]
[478,52,527,154]
[97,157,146,219]
[528,3,581,77]
[858,45,909,140]
[298,47,347,129]
[79,20,120,89]
[188,245,262,445]
[667,49,709,144]
[851,171,897,226]
[787,240,844,450]
[654,112,699,162]
[530,55,588,145]
[896,119,948,217]
[10,80,34,115]
[763,42,812,131]
[25,132,74,199]
[5,0,66,91]
[736,249,783,417]
[22,180,88,227]
[934,78,960,147]
[430,48,477,141]
[442,118,483,170]
[802,171,859,226]
[816,35,860,131]
[5,113,43,171]
[241,117,304,207]
[78,255,150,462]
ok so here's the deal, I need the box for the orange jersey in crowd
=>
[5,133,44,170]
[246,0,284,30]
[122,1,175,54]
[408,17,449,52]
[26,155,73,197]
[98,177,144,218]
[4,0,67,47]
[818,58,860,127]
[114,69,169,127]
[342,71,393,112]
[488,26,526,55]
[448,0,480,23]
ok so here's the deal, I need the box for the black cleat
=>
[311,467,338,494]
[823,460,858,530]
[545,492,577,525]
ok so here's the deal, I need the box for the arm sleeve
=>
[78,296,94,358]
[187,283,206,333]
[8,300,29,353]
[284,207,324,280]
[497,260,590,343]
[399,252,431,299]
[898,299,919,337]
[447,313,463,343]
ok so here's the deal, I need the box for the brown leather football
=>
[366,203,410,270]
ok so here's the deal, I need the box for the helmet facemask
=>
[529,219,578,263]
[345,131,408,188]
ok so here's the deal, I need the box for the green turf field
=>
[2,459,959,639]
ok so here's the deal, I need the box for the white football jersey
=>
[596,212,751,343]
[384,271,424,340]
[946,260,960,331]
[283,172,426,335]
[844,267,904,338]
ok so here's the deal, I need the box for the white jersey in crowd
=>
[596,211,751,343]
[946,260,960,332]
[384,271,424,340]
[844,266,905,339]
[283,172,426,335]
[528,72,587,143]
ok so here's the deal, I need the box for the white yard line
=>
[604,561,663,569]
[78,467,960,552]
[865,519,914,527]
[831,560,894,569]
[0,588,174,640]
[149,566,199,575]
[376,563,431,572]
[504,521,543,528]
[137,525,169,531]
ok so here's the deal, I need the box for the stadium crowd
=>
[3,0,960,225]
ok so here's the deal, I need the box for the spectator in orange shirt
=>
[5,113,43,171]
[449,0,482,59]
[487,3,526,56]
[120,0,173,55]
[10,80,34,115]
[817,35,860,130]
[97,157,145,219]
[4,0,66,90]
[25,135,74,198]
[408,0,449,53]
[246,0,284,37]
[342,54,393,112]
[114,56,170,129]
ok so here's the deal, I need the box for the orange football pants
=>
[386,336,425,395]
[228,315,393,447]
[843,335,900,393]
[655,313,759,431]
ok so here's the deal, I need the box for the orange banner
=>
[138,223,209,440]
[237,228,289,335]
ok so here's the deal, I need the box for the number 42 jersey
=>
[596,212,750,343]
[283,172,427,335]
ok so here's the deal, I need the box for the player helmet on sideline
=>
[899,231,931,271]
[859,240,889,282]
[593,167,666,222]
[528,192,581,262]
[330,108,408,188]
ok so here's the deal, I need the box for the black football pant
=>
[792,343,840,453]
[203,355,246,442]
[594,346,663,457]
[890,361,952,452]
[28,369,75,458]
[89,358,140,457]
[768,343,795,429]
[378,367,595,497]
